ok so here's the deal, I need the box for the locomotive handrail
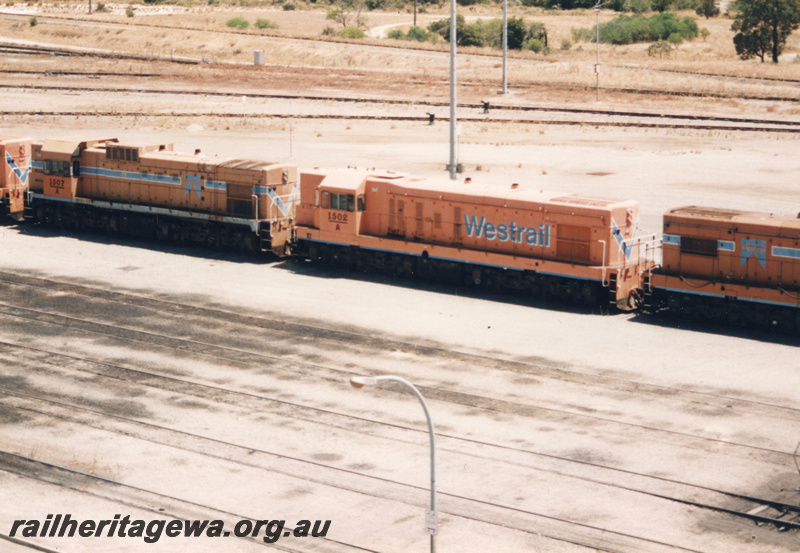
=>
[598,240,607,286]
[620,233,659,269]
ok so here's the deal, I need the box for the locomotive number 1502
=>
[327,212,348,223]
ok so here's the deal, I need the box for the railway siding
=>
[0,267,798,552]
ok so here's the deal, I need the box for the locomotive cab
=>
[36,138,117,199]
[39,140,81,199]
[308,172,367,240]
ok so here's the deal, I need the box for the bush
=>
[647,39,672,58]
[226,17,250,29]
[624,0,651,13]
[527,38,545,52]
[388,26,431,42]
[126,6,134,17]
[407,25,429,41]
[428,16,547,50]
[571,27,594,42]
[29,16,37,26]
[95,2,106,11]
[338,26,365,39]
[255,19,278,29]
[589,12,699,44]
[282,1,297,9]
[520,0,596,7]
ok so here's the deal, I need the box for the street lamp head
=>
[350,376,379,389]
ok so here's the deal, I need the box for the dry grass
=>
[1,2,799,117]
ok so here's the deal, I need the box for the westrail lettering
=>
[463,214,551,247]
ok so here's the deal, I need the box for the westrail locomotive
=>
[294,168,655,310]
[23,136,298,255]
[3,133,799,333]
[0,136,30,219]
[646,206,800,327]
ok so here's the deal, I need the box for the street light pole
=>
[594,1,605,102]
[502,0,508,94]
[448,0,458,180]
[350,375,438,553]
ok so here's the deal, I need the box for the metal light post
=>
[594,2,605,102]
[350,375,438,553]
[448,0,458,180]
[502,0,508,94]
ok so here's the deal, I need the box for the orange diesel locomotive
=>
[0,136,31,219]
[295,168,655,309]
[26,138,298,255]
[647,206,800,328]
[4,132,799,330]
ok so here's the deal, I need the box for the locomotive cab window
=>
[328,193,355,212]
[43,160,71,178]
[357,194,366,212]
[680,236,717,257]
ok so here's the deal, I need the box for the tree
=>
[731,0,800,63]
[326,0,368,30]
[651,0,672,12]
[695,0,720,18]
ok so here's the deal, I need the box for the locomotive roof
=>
[668,206,800,224]
[380,174,636,210]
[142,151,285,169]
[0,136,30,145]
[310,168,636,211]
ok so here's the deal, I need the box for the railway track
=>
[0,268,799,551]
[2,341,799,553]
[1,83,798,134]
[3,12,800,90]
[2,41,799,108]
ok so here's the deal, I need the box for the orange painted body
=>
[29,138,299,253]
[296,169,654,306]
[651,207,800,308]
[0,136,32,217]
